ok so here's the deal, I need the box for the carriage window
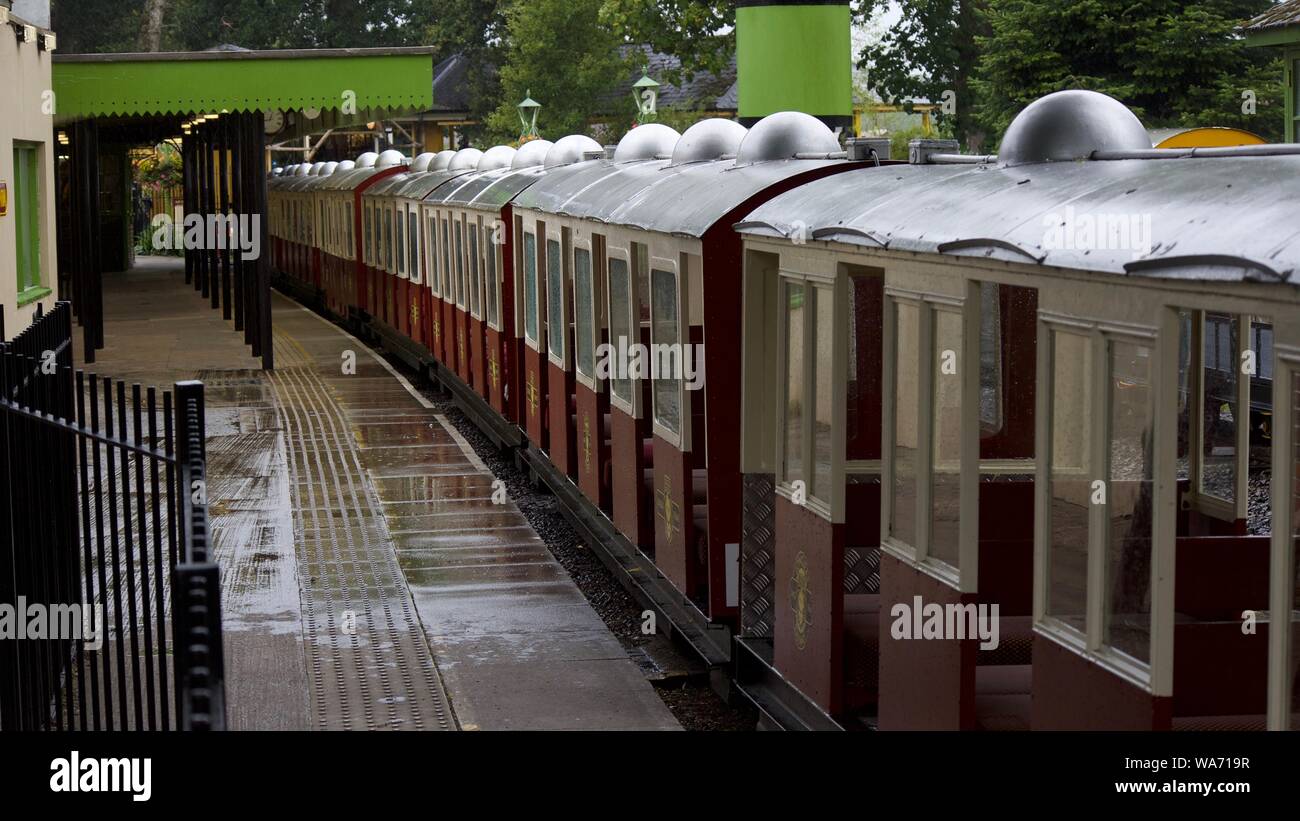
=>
[812,285,834,501]
[1200,312,1237,505]
[1176,310,1193,480]
[636,244,651,324]
[347,202,354,256]
[469,225,481,316]
[428,216,439,295]
[364,205,373,265]
[441,218,451,298]
[485,226,499,326]
[547,239,565,359]
[1249,317,1273,535]
[575,248,595,378]
[408,211,419,283]
[931,309,963,568]
[979,283,1003,435]
[396,209,406,275]
[651,267,680,435]
[524,232,539,343]
[1105,339,1154,664]
[608,257,633,403]
[384,209,393,271]
[846,269,883,461]
[1047,330,1092,635]
[783,282,806,486]
[890,300,920,547]
[454,221,465,307]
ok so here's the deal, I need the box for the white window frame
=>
[649,255,686,450]
[1267,343,1299,730]
[486,215,503,332]
[774,268,844,523]
[469,214,483,320]
[1033,311,1174,694]
[606,245,638,417]
[880,286,968,586]
[523,227,541,350]
[546,228,569,369]
[573,236,598,390]
[407,203,420,285]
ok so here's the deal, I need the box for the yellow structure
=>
[1155,127,1267,148]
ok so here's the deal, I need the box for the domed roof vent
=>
[511,139,554,169]
[670,118,748,166]
[355,152,379,168]
[999,90,1149,166]
[735,112,841,166]
[448,147,484,171]
[336,160,356,171]
[319,161,339,176]
[613,123,681,162]
[478,145,517,172]
[272,167,284,176]
[430,150,457,171]
[375,149,407,169]
[544,135,603,168]
[294,164,310,176]
[410,152,437,173]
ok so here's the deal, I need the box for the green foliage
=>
[422,0,510,145]
[51,0,150,53]
[597,0,733,85]
[855,1,990,147]
[973,0,1285,144]
[135,142,183,189]
[484,0,633,143]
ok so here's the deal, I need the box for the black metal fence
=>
[0,301,225,730]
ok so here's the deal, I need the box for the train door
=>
[574,231,611,512]
[606,239,653,550]
[521,218,549,450]
[542,225,577,478]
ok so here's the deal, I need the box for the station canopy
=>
[52,46,437,133]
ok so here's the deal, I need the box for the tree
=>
[51,0,149,53]
[422,0,511,144]
[973,0,1284,144]
[484,0,632,143]
[855,1,990,149]
[597,0,733,85]
[139,0,169,51]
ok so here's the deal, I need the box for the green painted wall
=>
[736,2,852,125]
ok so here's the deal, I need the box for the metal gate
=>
[0,302,225,730]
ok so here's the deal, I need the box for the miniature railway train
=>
[268,90,1300,731]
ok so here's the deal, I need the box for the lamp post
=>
[518,92,541,142]
[632,74,660,125]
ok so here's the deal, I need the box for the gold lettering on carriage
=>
[595,337,704,390]
[889,596,1000,650]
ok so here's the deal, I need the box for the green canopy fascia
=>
[53,47,436,120]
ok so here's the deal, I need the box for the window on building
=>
[12,143,42,297]
[575,247,595,379]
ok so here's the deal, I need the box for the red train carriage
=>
[511,114,866,628]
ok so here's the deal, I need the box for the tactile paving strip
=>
[268,359,454,731]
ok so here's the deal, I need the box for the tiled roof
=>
[607,44,738,112]
[1244,0,1300,31]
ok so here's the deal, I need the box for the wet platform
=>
[76,257,678,731]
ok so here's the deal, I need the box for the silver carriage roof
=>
[737,91,1300,286]
[509,112,851,237]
